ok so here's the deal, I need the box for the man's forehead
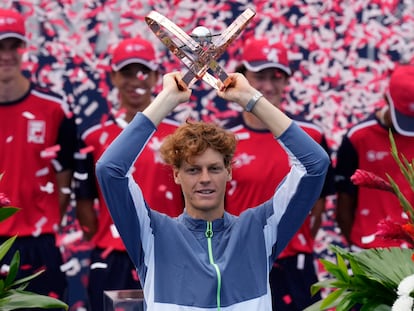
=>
[253,67,287,76]
[0,37,25,48]
[119,63,152,72]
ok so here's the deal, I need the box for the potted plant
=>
[305,132,414,311]
[0,174,68,311]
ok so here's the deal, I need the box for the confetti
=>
[136,71,148,80]
[135,88,146,94]
[22,111,35,119]
[74,172,88,180]
[60,258,82,276]
[12,1,413,308]
[80,145,95,154]
[40,182,54,194]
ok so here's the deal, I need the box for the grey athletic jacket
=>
[96,113,329,311]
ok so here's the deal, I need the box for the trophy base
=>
[103,289,145,311]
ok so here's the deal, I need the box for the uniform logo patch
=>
[27,120,46,144]
[366,150,389,162]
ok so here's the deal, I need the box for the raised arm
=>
[95,73,191,268]
[217,73,329,177]
[143,72,192,126]
[218,73,330,257]
[217,73,292,137]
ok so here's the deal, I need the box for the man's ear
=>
[173,168,180,185]
[227,168,232,181]
[154,70,160,81]
[109,70,117,85]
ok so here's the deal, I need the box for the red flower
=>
[376,219,414,246]
[351,169,395,193]
[0,193,11,207]
[402,223,414,239]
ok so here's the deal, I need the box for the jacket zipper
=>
[205,221,221,311]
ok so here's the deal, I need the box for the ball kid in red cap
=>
[387,64,414,136]
[0,8,26,42]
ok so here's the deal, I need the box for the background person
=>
[74,36,184,311]
[335,64,414,251]
[224,37,335,310]
[0,8,77,310]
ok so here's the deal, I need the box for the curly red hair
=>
[160,120,237,168]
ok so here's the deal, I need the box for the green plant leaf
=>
[310,278,336,296]
[360,301,392,311]
[303,298,324,311]
[387,175,414,222]
[10,269,45,288]
[320,257,350,282]
[354,247,414,286]
[387,131,414,225]
[400,154,414,188]
[0,279,4,295]
[0,289,68,311]
[335,251,352,282]
[335,292,356,311]
[0,236,16,262]
[347,256,365,276]
[304,291,342,311]
[389,131,414,191]
[320,288,346,309]
[0,208,19,223]
[4,251,19,289]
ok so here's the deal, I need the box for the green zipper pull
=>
[205,221,213,238]
[205,221,221,311]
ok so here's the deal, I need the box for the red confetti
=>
[136,71,148,80]
[101,246,114,259]
[282,294,292,304]
[80,145,95,154]
[44,144,61,153]
[131,269,139,281]
[47,291,59,299]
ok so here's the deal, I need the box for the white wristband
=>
[245,91,263,112]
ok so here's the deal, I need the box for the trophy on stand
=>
[146,8,256,89]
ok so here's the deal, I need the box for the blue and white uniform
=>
[96,113,329,311]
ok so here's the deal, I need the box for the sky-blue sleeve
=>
[95,113,156,270]
[266,122,330,259]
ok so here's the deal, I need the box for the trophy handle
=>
[212,8,256,54]
[146,8,255,89]
[146,11,217,88]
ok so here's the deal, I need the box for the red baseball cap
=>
[387,64,414,137]
[111,37,158,71]
[0,8,26,42]
[241,37,291,76]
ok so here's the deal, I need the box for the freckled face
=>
[173,148,232,220]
